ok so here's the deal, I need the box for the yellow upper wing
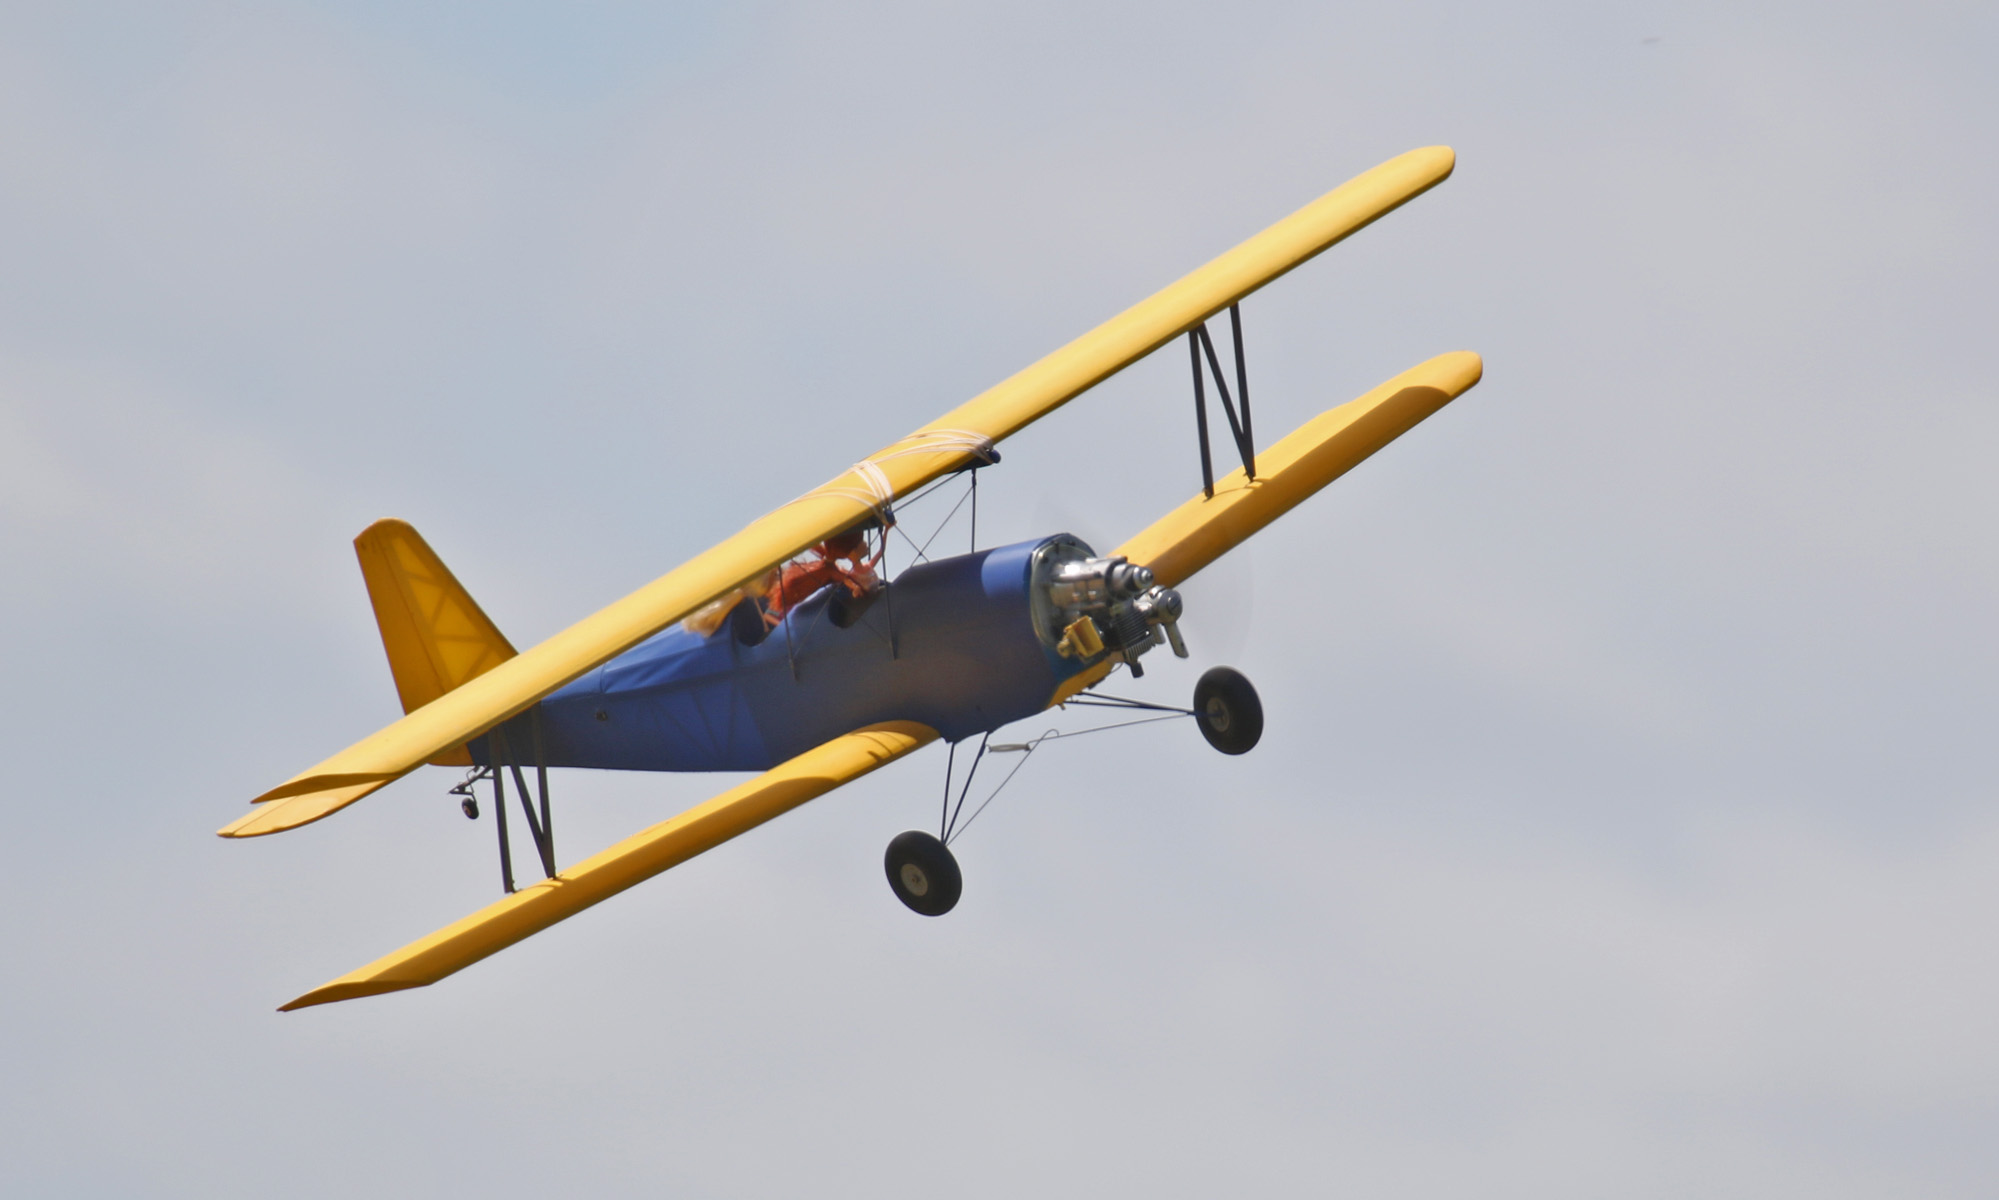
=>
[222,145,1456,838]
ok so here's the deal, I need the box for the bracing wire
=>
[945,731,1049,846]
[891,473,976,567]
[1061,694,1196,715]
[942,712,1193,845]
[913,479,976,561]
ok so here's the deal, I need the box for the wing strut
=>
[460,710,559,894]
[1120,350,1485,587]
[1189,304,1256,498]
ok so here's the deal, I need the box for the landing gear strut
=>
[884,830,962,916]
[1193,666,1263,755]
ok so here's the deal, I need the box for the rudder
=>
[354,519,517,766]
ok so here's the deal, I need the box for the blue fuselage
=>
[475,536,1087,773]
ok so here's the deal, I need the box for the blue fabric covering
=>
[476,536,1086,774]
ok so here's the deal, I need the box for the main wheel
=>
[884,830,962,916]
[1193,666,1263,755]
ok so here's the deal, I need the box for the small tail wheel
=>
[1193,666,1263,755]
[884,830,962,916]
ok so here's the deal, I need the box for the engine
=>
[1029,535,1187,677]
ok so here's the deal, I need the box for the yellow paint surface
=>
[1116,351,1484,587]
[354,519,517,767]
[281,722,937,1009]
[224,146,1456,837]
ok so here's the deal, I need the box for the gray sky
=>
[3,2,1995,1196]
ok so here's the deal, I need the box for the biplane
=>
[223,146,1483,1011]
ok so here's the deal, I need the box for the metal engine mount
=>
[1030,536,1188,677]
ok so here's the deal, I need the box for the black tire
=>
[1193,666,1263,755]
[884,830,962,916]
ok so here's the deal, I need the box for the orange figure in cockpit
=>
[764,527,883,624]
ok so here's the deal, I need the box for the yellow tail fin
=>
[353,519,517,766]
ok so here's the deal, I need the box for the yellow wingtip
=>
[217,779,388,838]
[1116,349,1486,588]
[280,978,426,1011]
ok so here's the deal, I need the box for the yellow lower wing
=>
[223,146,1457,837]
[280,722,938,1010]
[1116,351,1484,585]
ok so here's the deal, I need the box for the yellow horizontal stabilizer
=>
[1116,351,1484,587]
[279,721,937,1010]
[356,519,517,768]
[225,147,1455,837]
